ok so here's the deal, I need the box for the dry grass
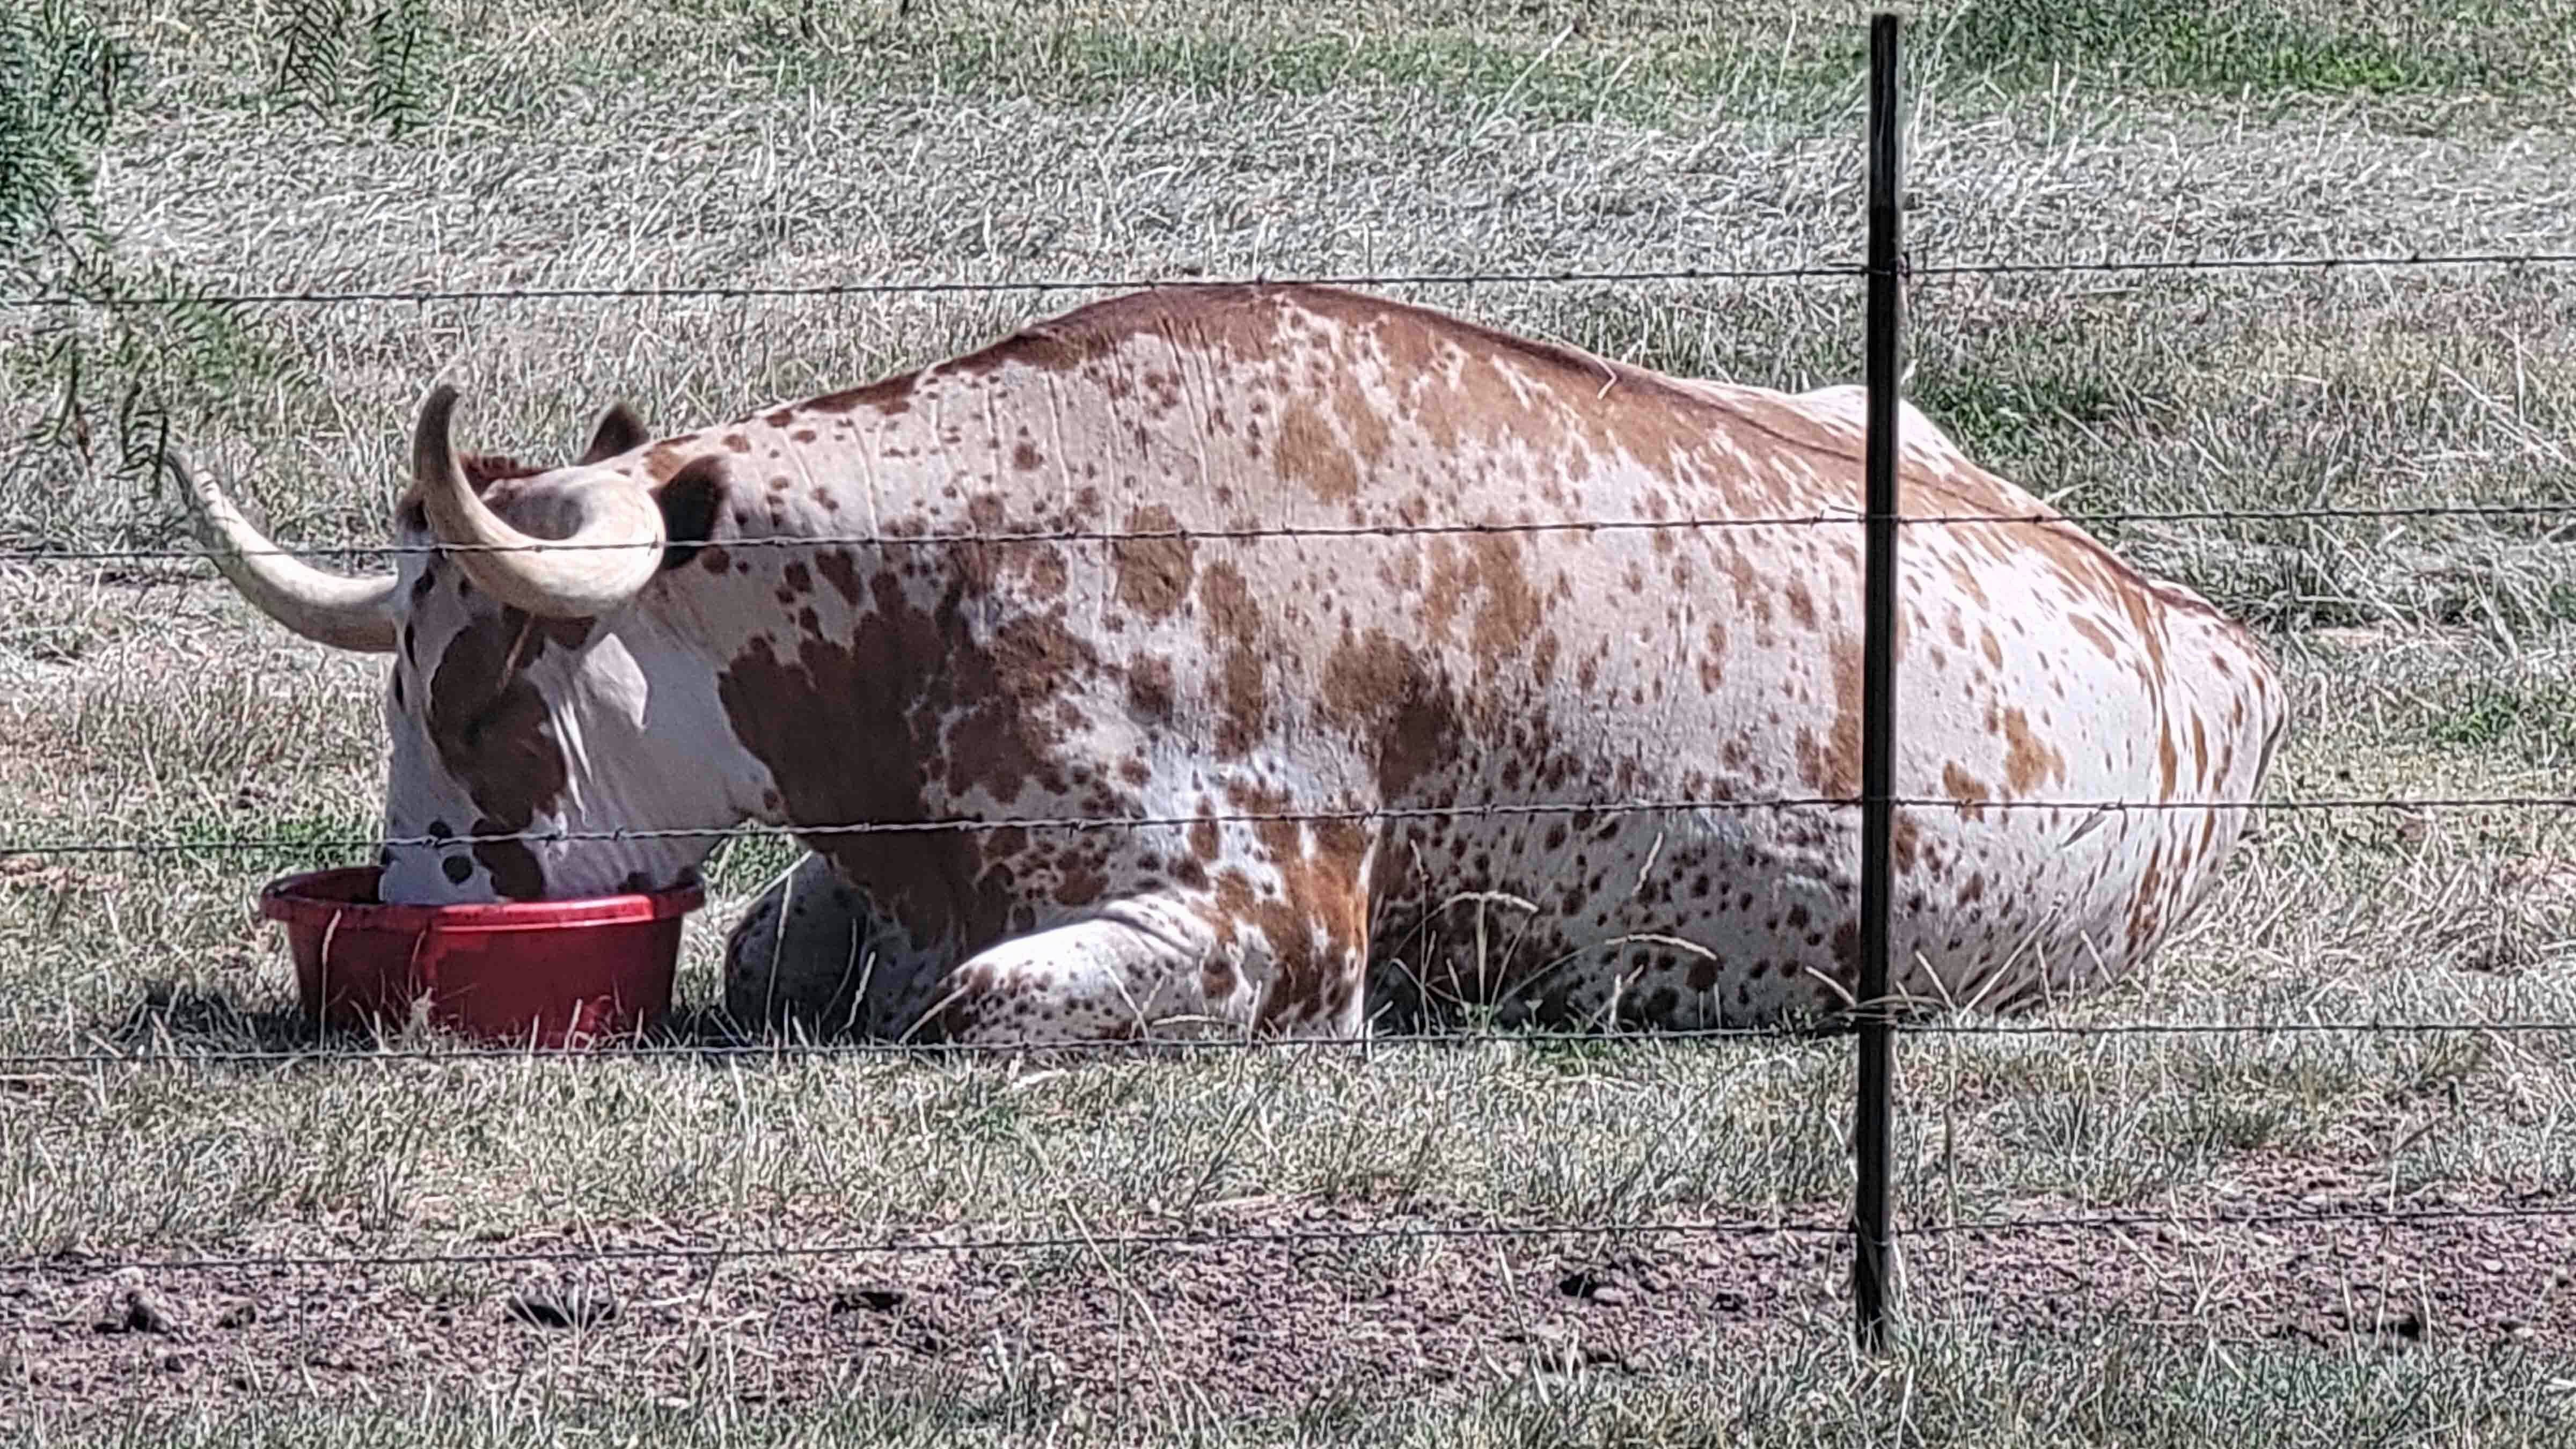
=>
[2,0,2574,1439]
[6,1314,2573,1448]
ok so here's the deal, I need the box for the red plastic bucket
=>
[258,866,705,1048]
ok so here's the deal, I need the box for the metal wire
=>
[1909,248,2576,277]
[9,498,2570,569]
[6,246,2572,312]
[1914,1202,2576,1235]
[5,1201,2562,1280]
[0,1026,1802,1071]
[0,264,1856,311]
[0,1214,1846,1276]
[4,1016,2571,1073]
[0,791,2560,859]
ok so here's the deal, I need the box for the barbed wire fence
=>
[0,9,2570,1379]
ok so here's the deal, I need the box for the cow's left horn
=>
[413,383,666,620]
[165,448,400,653]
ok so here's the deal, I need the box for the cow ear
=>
[655,456,728,574]
[579,401,649,465]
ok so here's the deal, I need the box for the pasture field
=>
[3,0,2575,1441]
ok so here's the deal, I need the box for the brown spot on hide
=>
[1274,399,1360,503]
[423,608,593,900]
[1327,361,1395,464]
[1941,763,1992,821]
[2126,851,2167,955]
[1830,920,1861,989]
[1212,785,1375,1029]
[2069,616,2119,661]
[1126,656,1176,722]
[1786,580,1818,631]
[1196,561,1268,757]
[1027,547,1069,600]
[816,550,864,605]
[716,570,1097,952]
[2000,707,2067,795]
[1698,620,1729,692]
[1467,535,1541,673]
[808,374,918,416]
[471,820,546,901]
[1111,505,1195,620]
[1421,540,1473,645]
[1796,632,1864,796]
[1054,852,1108,907]
[1321,627,1463,798]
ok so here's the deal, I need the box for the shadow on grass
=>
[84,979,1892,1071]
[90,980,770,1063]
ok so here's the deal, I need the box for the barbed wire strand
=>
[5,1216,1842,1276]
[9,498,2573,570]
[1911,249,2576,278]
[6,247,2575,312]
[2,791,2564,860]
[5,1016,2573,1073]
[6,1201,2567,1279]
[0,264,1851,311]
[1912,1202,2576,1235]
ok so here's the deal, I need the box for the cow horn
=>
[412,383,667,620]
[166,447,400,653]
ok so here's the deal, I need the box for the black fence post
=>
[1853,9,1905,1357]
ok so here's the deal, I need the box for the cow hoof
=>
[721,856,876,1037]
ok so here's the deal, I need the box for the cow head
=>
[172,386,763,904]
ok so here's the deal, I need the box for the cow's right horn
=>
[166,448,400,653]
[412,383,665,620]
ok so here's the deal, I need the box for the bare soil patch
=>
[6,1174,2568,1428]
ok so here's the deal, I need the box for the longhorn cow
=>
[179,283,2289,1044]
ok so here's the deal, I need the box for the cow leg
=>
[921,814,1380,1045]
[722,857,1230,1044]
[725,837,1378,1048]
[909,894,1234,1045]
[923,876,1375,1047]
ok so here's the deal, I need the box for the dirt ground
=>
[6,1170,2569,1426]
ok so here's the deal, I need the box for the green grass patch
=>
[2425,675,2576,766]
[1908,345,2169,465]
[155,806,375,879]
[1931,0,2553,98]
